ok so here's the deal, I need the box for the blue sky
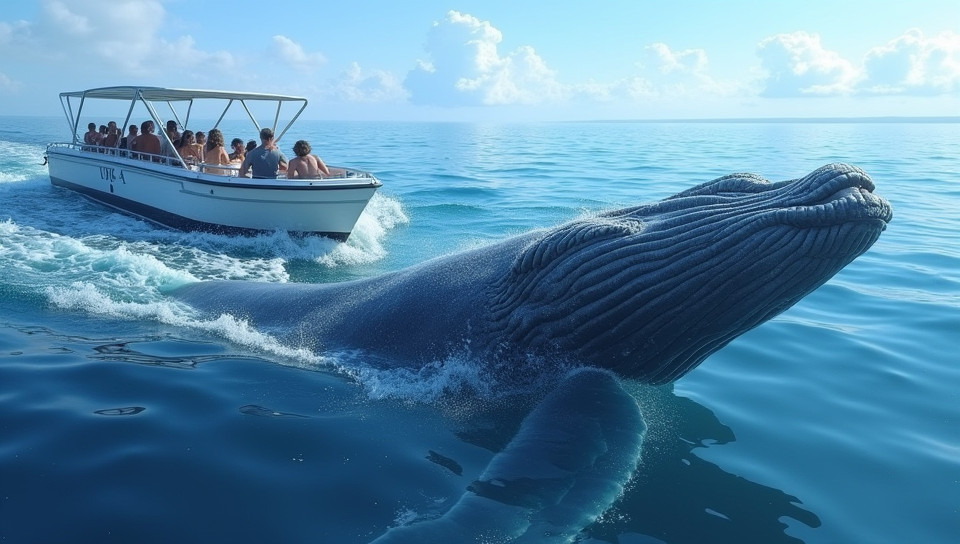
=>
[1,0,957,121]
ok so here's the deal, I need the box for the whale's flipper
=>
[371,368,645,543]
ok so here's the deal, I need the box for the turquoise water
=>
[0,117,957,543]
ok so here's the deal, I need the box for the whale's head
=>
[487,163,892,384]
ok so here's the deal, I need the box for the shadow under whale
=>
[173,163,890,542]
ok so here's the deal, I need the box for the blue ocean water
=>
[0,116,957,543]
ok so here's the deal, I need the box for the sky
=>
[0,0,958,121]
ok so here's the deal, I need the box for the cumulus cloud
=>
[273,35,327,73]
[862,29,960,95]
[756,29,960,99]
[647,42,708,74]
[0,19,31,46]
[642,42,741,96]
[332,62,408,103]
[0,72,19,92]
[757,31,861,97]
[404,10,563,106]
[40,1,166,70]
[565,42,742,107]
[1,1,238,81]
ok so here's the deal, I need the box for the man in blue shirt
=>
[239,128,288,179]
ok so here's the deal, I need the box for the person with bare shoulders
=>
[177,130,202,166]
[166,120,181,146]
[120,124,138,153]
[229,138,245,162]
[195,132,207,162]
[102,121,120,150]
[95,125,109,152]
[202,129,231,175]
[83,123,100,146]
[135,120,162,160]
[286,140,331,179]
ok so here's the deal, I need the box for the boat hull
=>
[46,145,380,240]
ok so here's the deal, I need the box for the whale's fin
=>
[371,368,645,543]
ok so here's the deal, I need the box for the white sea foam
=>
[44,281,326,368]
[344,355,496,402]
[0,182,408,382]
[0,141,48,183]
[315,193,408,267]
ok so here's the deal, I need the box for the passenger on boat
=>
[83,123,100,146]
[229,138,245,162]
[120,125,138,155]
[245,140,257,155]
[166,120,181,146]
[177,130,203,165]
[95,125,110,152]
[101,122,120,150]
[239,128,288,179]
[287,140,331,179]
[202,129,232,175]
[133,120,162,159]
[195,132,207,162]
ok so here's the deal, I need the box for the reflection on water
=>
[1,322,820,543]
[583,382,821,543]
[439,379,822,543]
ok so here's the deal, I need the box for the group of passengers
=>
[83,121,121,150]
[83,120,332,179]
[85,119,162,158]
[235,128,331,180]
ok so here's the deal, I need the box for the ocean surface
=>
[0,116,957,543]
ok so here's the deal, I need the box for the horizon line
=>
[2,113,958,124]
[574,115,960,124]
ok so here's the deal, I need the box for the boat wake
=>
[0,172,408,379]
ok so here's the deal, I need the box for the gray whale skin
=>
[175,163,891,542]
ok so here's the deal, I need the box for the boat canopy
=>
[58,85,309,149]
[60,86,307,103]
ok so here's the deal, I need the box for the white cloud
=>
[332,62,408,103]
[40,1,166,68]
[404,10,563,106]
[647,42,707,74]
[0,1,237,83]
[756,29,960,100]
[642,42,742,96]
[757,31,862,97]
[45,1,93,36]
[0,19,32,46]
[563,42,742,109]
[0,72,19,92]
[0,3,955,119]
[862,29,960,95]
[272,35,327,73]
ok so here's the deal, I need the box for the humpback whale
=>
[174,163,891,541]
[176,163,891,384]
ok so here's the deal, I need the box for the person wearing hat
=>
[239,127,288,179]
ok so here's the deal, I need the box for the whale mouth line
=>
[819,174,876,203]
[786,172,892,226]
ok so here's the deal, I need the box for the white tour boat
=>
[45,86,382,241]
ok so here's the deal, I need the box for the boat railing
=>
[48,141,380,182]
[48,141,185,168]
[192,161,378,181]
